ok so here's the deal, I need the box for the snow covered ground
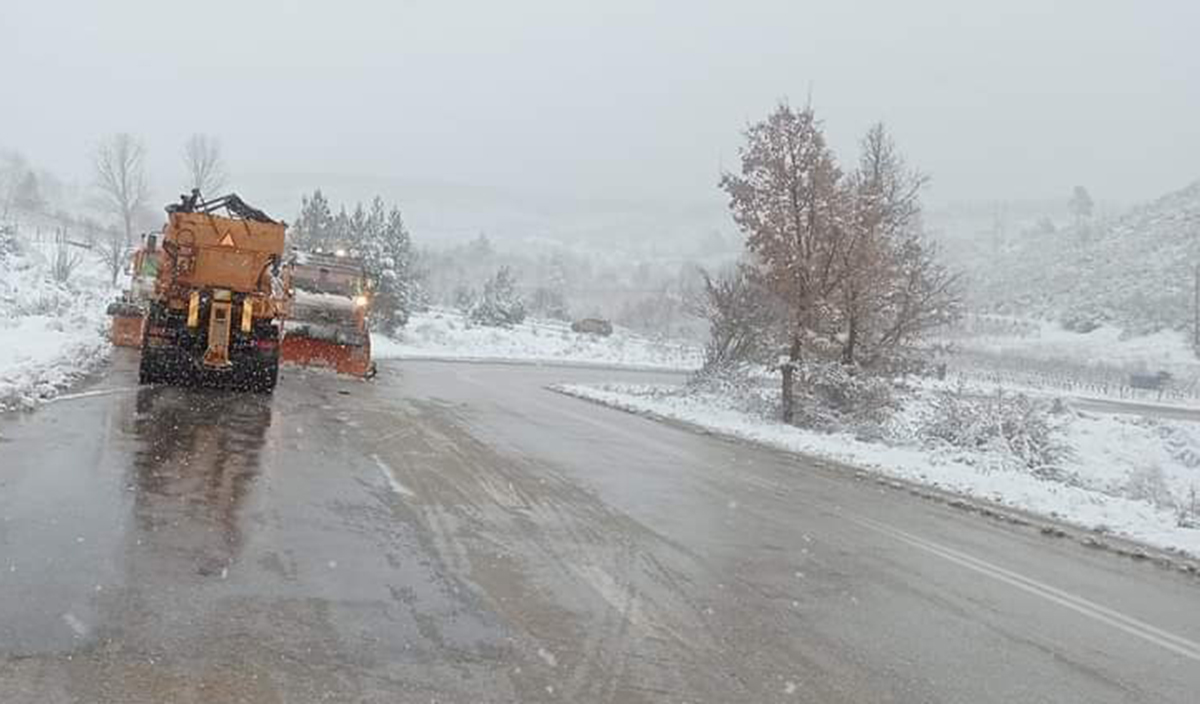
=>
[934,316,1200,407]
[945,317,1199,370]
[552,381,1200,558]
[0,242,115,410]
[374,308,702,371]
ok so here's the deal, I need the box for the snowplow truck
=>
[106,233,162,347]
[280,251,375,378]
[138,191,287,391]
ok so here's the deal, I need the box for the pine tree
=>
[362,204,415,332]
[530,254,570,319]
[366,196,386,254]
[347,202,368,251]
[470,266,525,327]
[331,206,350,250]
[292,189,333,251]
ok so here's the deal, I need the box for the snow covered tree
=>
[291,189,334,251]
[529,286,568,320]
[347,202,368,250]
[529,254,570,320]
[719,102,846,371]
[331,206,351,249]
[453,283,475,314]
[720,105,960,422]
[367,204,415,332]
[691,263,786,376]
[0,223,17,261]
[839,123,959,369]
[366,197,386,250]
[470,266,525,327]
[1068,185,1094,234]
[182,133,227,196]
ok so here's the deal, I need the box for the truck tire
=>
[253,361,279,393]
[138,350,160,385]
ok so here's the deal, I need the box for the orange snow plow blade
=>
[110,315,145,347]
[106,302,145,348]
[279,334,374,377]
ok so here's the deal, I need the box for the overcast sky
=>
[2,0,1197,213]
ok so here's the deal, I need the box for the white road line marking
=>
[850,514,1200,662]
[371,454,414,498]
[45,387,138,404]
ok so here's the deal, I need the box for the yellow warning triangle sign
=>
[218,232,235,247]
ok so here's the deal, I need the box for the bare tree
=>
[50,226,83,283]
[93,133,149,284]
[689,263,785,375]
[183,133,227,196]
[839,123,953,368]
[96,224,133,287]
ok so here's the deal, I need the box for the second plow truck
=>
[138,191,287,391]
[280,250,376,378]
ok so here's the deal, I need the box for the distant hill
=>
[233,170,738,259]
[966,180,1200,335]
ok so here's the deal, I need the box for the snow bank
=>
[373,308,702,371]
[552,382,1200,558]
[0,243,115,409]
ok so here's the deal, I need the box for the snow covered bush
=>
[690,263,786,376]
[1121,464,1175,510]
[1060,306,1106,333]
[1178,486,1199,529]
[0,224,17,261]
[685,363,779,418]
[921,386,1070,475]
[469,266,526,327]
[50,229,83,283]
[790,362,898,434]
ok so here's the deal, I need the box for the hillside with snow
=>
[0,234,115,409]
[969,181,1200,335]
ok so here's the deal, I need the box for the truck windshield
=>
[292,265,361,296]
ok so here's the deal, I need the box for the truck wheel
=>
[138,351,160,385]
[254,362,279,393]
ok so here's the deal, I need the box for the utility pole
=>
[1194,262,1199,355]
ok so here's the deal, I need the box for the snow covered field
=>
[934,316,1200,407]
[949,319,1198,370]
[374,308,702,371]
[0,243,115,409]
[553,381,1200,558]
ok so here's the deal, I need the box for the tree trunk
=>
[781,363,794,424]
[843,312,857,366]
[781,334,802,424]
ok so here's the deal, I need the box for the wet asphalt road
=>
[1,353,1199,703]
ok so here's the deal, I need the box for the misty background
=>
[3,0,1199,331]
